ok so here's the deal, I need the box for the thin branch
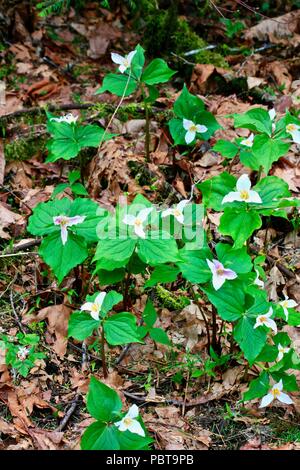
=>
[9,290,26,334]
[55,395,80,432]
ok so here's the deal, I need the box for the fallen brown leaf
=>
[26,304,72,357]
[0,202,24,239]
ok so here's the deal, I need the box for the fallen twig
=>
[9,290,26,334]
[55,395,80,432]
[250,244,296,279]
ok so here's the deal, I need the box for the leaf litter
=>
[0,1,299,451]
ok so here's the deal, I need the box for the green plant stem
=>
[211,305,218,353]
[79,153,84,184]
[123,272,131,310]
[257,165,263,182]
[100,327,108,378]
[145,103,150,162]
[188,284,211,354]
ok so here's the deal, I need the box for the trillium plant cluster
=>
[23,45,300,450]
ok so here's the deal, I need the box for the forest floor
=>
[0,2,300,450]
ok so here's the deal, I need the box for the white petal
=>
[127,404,139,419]
[61,226,68,245]
[175,213,184,224]
[67,215,86,226]
[259,393,274,408]
[126,50,137,64]
[236,174,252,192]
[111,53,124,65]
[268,109,276,121]
[195,124,208,134]
[222,191,242,204]
[240,138,252,148]
[177,199,190,211]
[183,118,193,130]
[254,270,264,287]
[223,269,237,280]
[90,310,100,321]
[161,208,174,218]
[265,307,273,318]
[282,307,289,321]
[80,302,94,312]
[206,258,216,275]
[116,420,128,432]
[248,190,262,204]
[266,318,277,334]
[128,420,145,437]
[290,129,300,144]
[212,274,225,291]
[287,299,297,308]
[278,392,293,405]
[185,130,196,144]
[138,207,153,222]
[53,215,62,225]
[253,319,260,329]
[134,224,146,238]
[95,292,106,309]
[118,64,127,74]
[276,379,283,391]
[277,352,283,362]
[123,214,136,226]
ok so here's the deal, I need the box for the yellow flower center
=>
[135,218,142,226]
[286,124,296,132]
[216,268,224,275]
[60,217,68,226]
[240,190,250,200]
[91,303,99,313]
[281,300,288,308]
[123,59,129,67]
[259,316,267,323]
[124,417,133,426]
[272,388,280,398]
[173,209,181,217]
[189,124,197,132]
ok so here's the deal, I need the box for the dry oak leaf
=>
[0,202,24,239]
[26,304,72,357]
[26,428,64,450]
[244,10,300,46]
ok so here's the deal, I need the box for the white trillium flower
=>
[53,214,86,245]
[123,208,153,239]
[50,113,78,124]
[268,108,276,121]
[277,343,290,362]
[206,259,237,291]
[111,50,137,74]
[259,380,293,408]
[269,108,276,132]
[17,346,29,361]
[222,174,262,204]
[240,133,254,148]
[80,292,106,321]
[286,123,300,144]
[115,404,145,437]
[254,269,264,288]
[182,118,208,145]
[161,199,189,224]
[254,307,277,334]
[279,294,297,321]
